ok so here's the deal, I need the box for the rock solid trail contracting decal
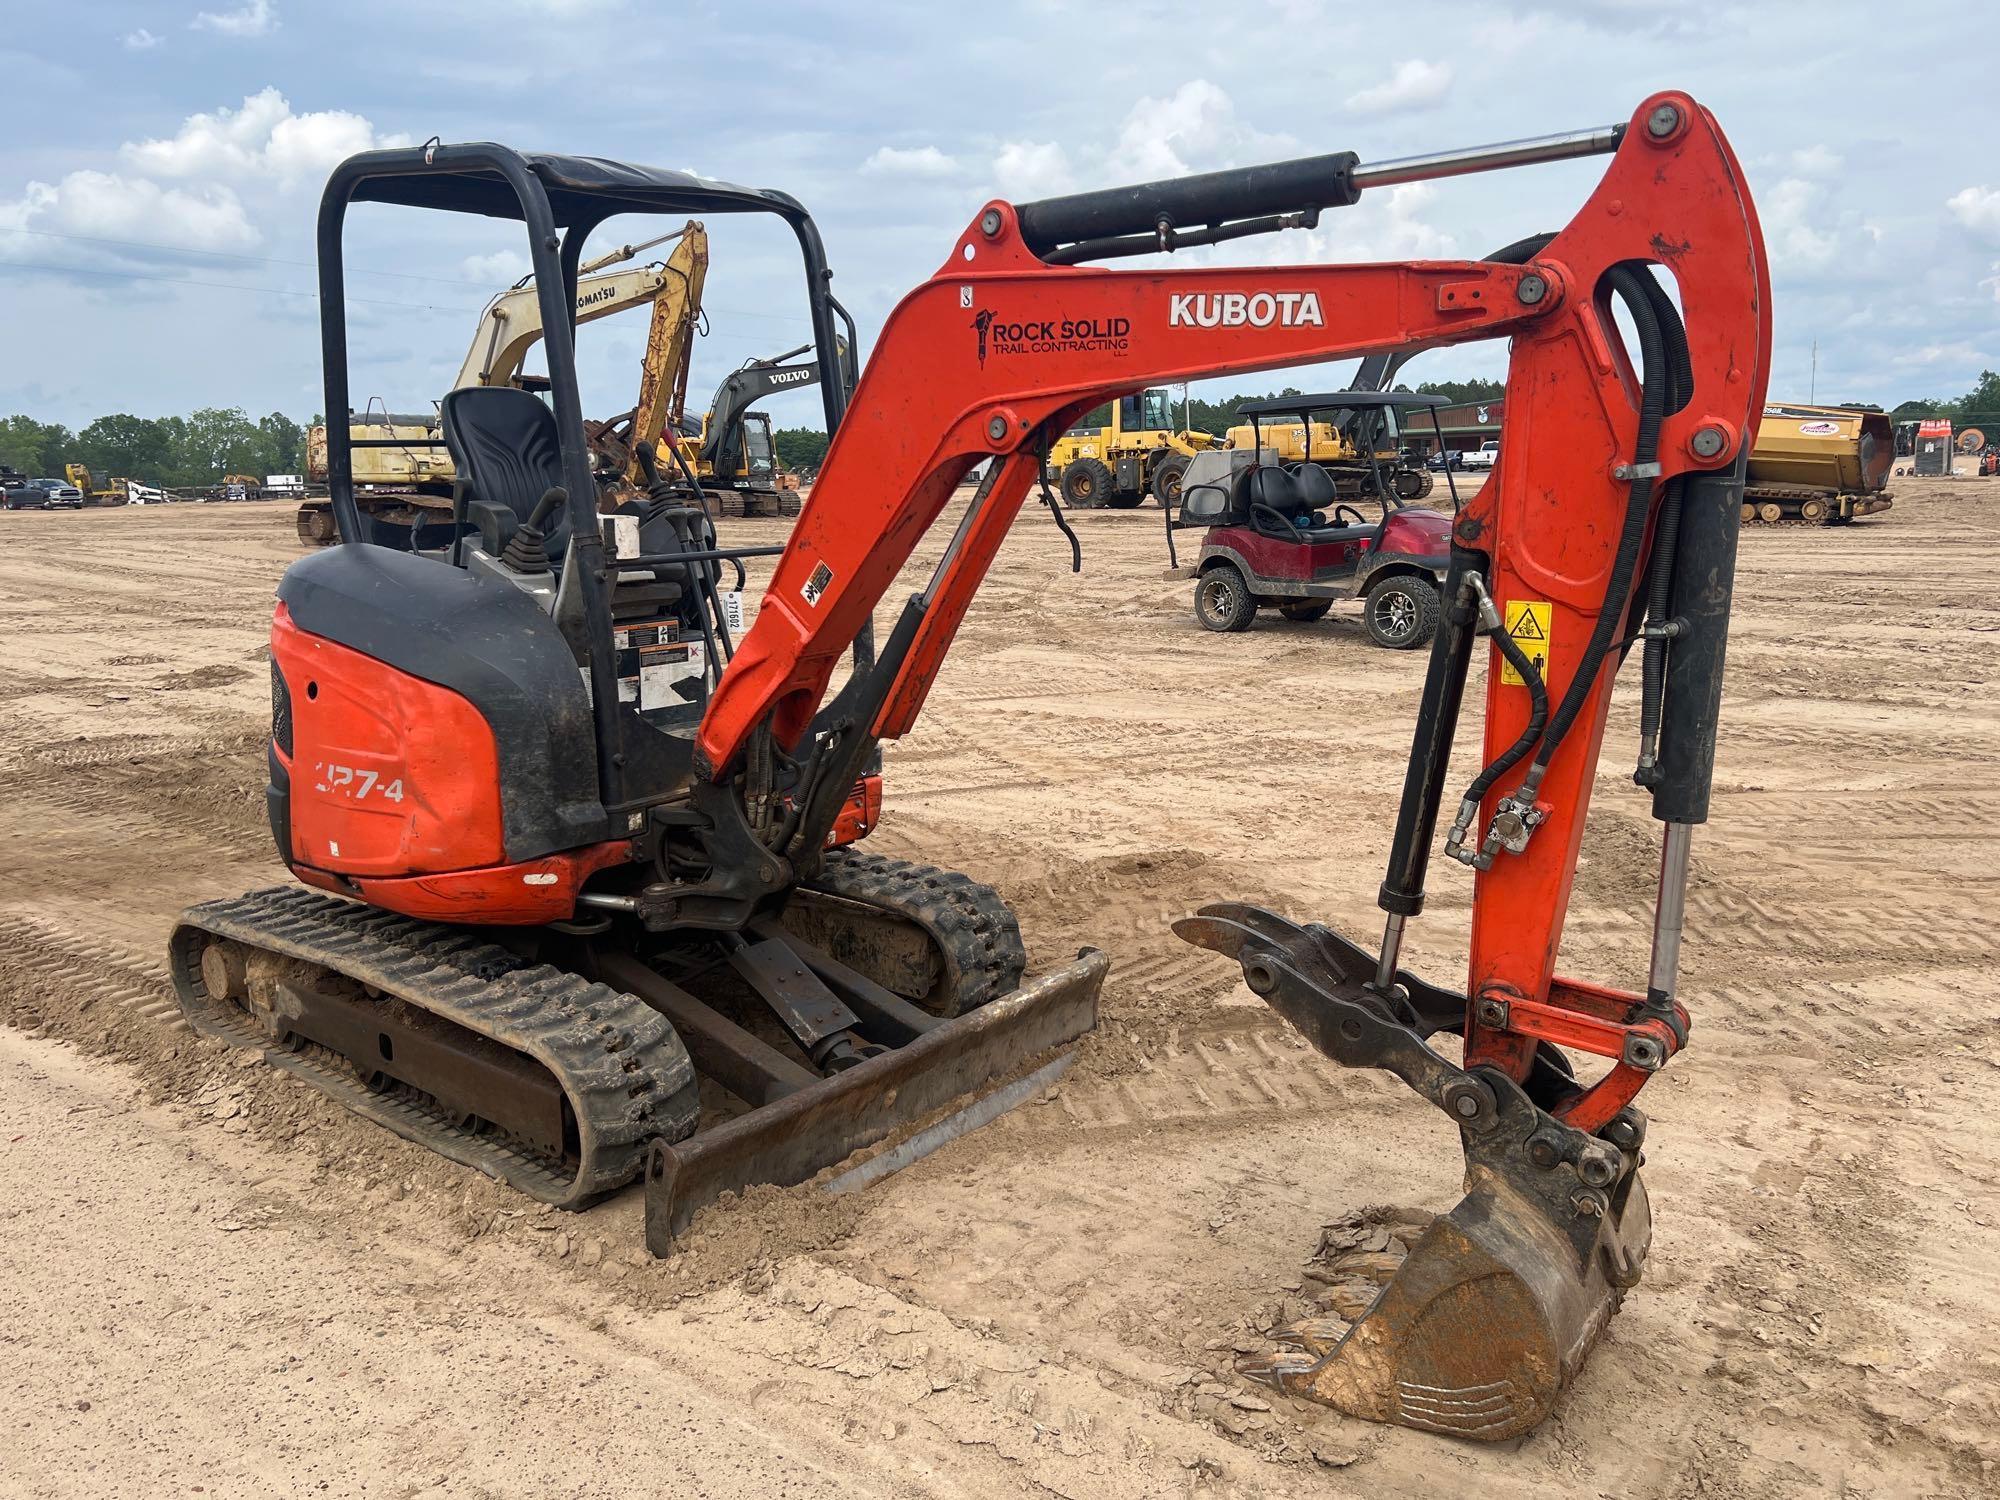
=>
[972,308,1130,364]
[1500,599,1551,687]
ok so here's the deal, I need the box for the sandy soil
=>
[0,479,1995,1498]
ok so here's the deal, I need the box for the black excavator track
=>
[789,848,1029,1017]
[169,886,700,1207]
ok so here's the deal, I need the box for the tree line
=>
[774,379,1507,471]
[0,409,309,487]
[1887,370,2000,432]
[22,370,1998,489]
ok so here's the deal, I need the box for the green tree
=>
[1948,370,2000,427]
[256,411,305,475]
[774,427,829,471]
[77,413,174,481]
[172,407,263,483]
[1413,378,1506,403]
[0,415,74,476]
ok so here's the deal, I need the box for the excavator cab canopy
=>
[316,143,858,549]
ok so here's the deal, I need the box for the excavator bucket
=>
[1176,903,1650,1441]
[1241,1169,1649,1440]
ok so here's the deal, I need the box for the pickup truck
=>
[1461,440,1500,471]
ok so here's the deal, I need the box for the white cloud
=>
[861,145,959,178]
[1292,181,1455,263]
[123,88,407,186]
[123,28,165,50]
[1947,185,2000,247]
[1344,59,1452,116]
[1106,79,1291,180]
[1763,178,1839,269]
[192,0,278,37]
[994,141,1073,199]
[1790,145,1842,176]
[463,249,532,285]
[0,172,259,257]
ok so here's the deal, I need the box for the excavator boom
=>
[688,91,1768,1437]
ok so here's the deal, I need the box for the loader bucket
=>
[1241,1165,1650,1440]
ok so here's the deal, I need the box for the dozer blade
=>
[643,950,1106,1253]
[1177,902,1650,1442]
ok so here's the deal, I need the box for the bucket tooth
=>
[1264,1314,1353,1356]
[1235,1349,1320,1389]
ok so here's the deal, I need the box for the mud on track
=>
[1,483,1996,1497]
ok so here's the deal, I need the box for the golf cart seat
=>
[1293,461,1338,509]
[441,385,573,559]
[1234,462,1303,519]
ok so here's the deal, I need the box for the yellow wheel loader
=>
[1046,386,1219,508]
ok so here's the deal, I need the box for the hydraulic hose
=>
[1457,575,1549,810]
[1634,273,1693,783]
[1449,261,1671,848]
[1525,263,1669,776]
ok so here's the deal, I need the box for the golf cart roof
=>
[1237,391,1455,416]
[343,145,810,227]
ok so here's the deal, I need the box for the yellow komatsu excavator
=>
[298,225,709,545]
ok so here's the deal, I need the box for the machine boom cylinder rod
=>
[1647,822,1693,1001]
[1351,126,1625,191]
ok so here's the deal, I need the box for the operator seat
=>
[441,386,574,561]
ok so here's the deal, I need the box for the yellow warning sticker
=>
[1499,600,1551,687]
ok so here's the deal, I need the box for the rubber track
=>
[802,850,1028,1018]
[169,886,698,1207]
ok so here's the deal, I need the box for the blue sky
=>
[2,0,1993,434]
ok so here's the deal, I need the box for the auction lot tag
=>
[1500,599,1551,686]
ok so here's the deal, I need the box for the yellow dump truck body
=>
[1744,403,1894,524]
[1749,404,1892,494]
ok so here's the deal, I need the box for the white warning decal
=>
[802,560,835,607]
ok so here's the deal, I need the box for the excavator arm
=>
[452,224,706,393]
[690,91,1769,1439]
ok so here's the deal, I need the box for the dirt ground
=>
[0,477,1995,1499]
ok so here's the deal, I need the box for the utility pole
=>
[1810,340,1817,404]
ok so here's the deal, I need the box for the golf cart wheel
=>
[1150,454,1191,508]
[1278,599,1332,622]
[1061,457,1114,508]
[1363,574,1440,650]
[1194,566,1257,633]
[1393,468,1434,501]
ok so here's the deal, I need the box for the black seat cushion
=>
[441,386,573,559]
[1233,464,1303,516]
[1293,462,1338,509]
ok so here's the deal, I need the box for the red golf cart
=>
[1167,392,1463,649]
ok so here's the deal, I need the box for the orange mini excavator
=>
[173,93,1768,1441]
